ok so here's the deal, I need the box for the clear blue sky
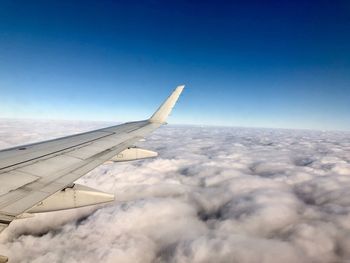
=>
[0,0,349,130]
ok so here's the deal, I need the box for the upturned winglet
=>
[149,85,185,124]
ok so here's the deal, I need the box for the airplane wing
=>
[0,85,184,234]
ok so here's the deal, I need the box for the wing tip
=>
[149,84,185,124]
[176,84,185,91]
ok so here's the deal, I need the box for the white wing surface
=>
[0,85,185,233]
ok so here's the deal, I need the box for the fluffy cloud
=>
[0,120,350,263]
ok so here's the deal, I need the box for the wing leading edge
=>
[0,85,185,232]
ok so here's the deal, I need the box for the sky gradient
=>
[0,0,349,130]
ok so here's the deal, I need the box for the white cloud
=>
[0,120,350,262]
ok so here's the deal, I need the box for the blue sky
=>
[0,0,349,130]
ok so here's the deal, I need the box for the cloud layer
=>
[1,120,350,263]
